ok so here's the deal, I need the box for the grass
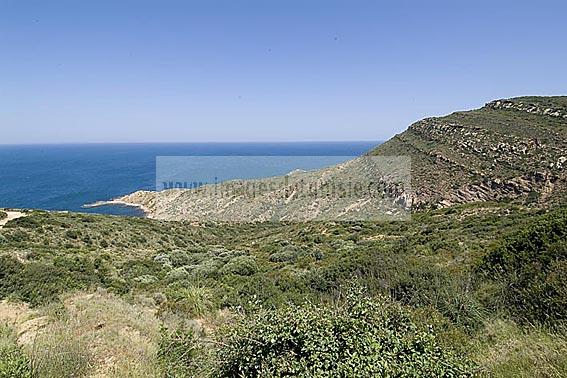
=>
[0,291,163,377]
[42,291,162,377]
[28,323,92,378]
[472,320,567,377]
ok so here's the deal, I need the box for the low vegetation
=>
[0,324,32,377]
[479,208,567,325]
[213,289,476,377]
[0,201,566,376]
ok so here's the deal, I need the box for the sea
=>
[0,142,378,217]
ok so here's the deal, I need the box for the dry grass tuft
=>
[472,319,567,378]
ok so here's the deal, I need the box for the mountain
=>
[108,96,567,221]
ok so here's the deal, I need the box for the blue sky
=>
[1,0,566,144]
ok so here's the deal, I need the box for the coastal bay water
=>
[0,142,378,217]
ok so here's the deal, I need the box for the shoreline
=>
[83,199,153,219]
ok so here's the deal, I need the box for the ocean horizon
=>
[0,142,379,217]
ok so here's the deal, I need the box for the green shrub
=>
[269,246,305,263]
[0,324,32,378]
[121,258,163,280]
[214,288,477,377]
[220,256,258,276]
[168,250,207,267]
[166,267,190,282]
[0,256,97,306]
[479,207,567,324]
[64,230,81,240]
[134,274,158,285]
[188,259,224,279]
[4,230,28,243]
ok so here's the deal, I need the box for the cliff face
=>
[118,96,567,220]
[372,96,567,208]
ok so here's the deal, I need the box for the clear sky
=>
[1,0,566,144]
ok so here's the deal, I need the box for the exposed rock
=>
[486,98,567,119]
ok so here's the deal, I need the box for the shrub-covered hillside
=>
[0,203,566,376]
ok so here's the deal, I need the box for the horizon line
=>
[0,139,382,147]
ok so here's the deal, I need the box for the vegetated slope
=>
[0,204,528,307]
[372,96,567,208]
[479,206,567,324]
[113,96,567,220]
[1,203,566,376]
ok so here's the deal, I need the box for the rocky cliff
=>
[372,96,566,208]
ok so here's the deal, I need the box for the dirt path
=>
[0,210,26,229]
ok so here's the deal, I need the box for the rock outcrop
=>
[486,98,567,119]
[372,96,566,208]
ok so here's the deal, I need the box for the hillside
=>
[1,202,566,376]
[112,96,567,221]
[373,96,567,207]
[108,156,412,222]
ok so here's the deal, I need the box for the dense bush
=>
[269,246,306,262]
[0,255,99,306]
[219,255,258,276]
[214,289,477,377]
[0,211,6,221]
[479,207,567,324]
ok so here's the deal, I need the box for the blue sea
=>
[0,142,378,217]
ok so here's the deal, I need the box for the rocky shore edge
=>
[83,198,153,218]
